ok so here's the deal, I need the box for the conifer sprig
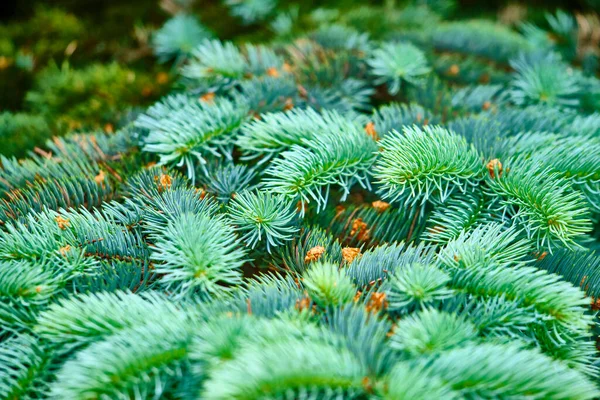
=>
[263,125,378,212]
[227,190,299,252]
[374,125,484,206]
[368,42,431,94]
[138,96,249,181]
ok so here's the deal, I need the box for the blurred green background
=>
[1,0,597,157]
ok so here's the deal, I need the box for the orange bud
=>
[94,170,106,184]
[200,92,215,103]
[266,67,279,77]
[305,246,325,263]
[156,72,169,84]
[342,247,361,263]
[448,64,460,76]
[487,159,503,179]
[371,200,390,212]
[55,216,70,230]
[158,174,173,191]
[365,122,378,140]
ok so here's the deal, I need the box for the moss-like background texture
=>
[0,0,597,157]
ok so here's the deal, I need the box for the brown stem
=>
[406,206,421,243]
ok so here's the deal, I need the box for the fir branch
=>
[367,42,431,94]
[148,210,246,299]
[302,262,356,308]
[486,158,592,250]
[425,342,598,399]
[227,190,299,252]
[263,124,378,213]
[152,14,213,64]
[384,263,455,314]
[202,337,367,399]
[374,125,484,206]
[389,308,478,356]
[536,249,600,298]
[237,108,360,161]
[139,96,249,181]
[510,52,582,108]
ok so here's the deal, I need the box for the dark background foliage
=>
[0,0,598,157]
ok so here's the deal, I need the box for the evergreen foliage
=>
[1,0,600,398]
[152,14,213,64]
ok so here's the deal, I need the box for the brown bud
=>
[141,86,153,97]
[200,92,215,103]
[296,200,307,214]
[365,292,388,314]
[362,376,374,392]
[59,244,72,256]
[55,216,70,230]
[295,296,311,311]
[387,323,397,338]
[487,159,503,179]
[0,56,12,70]
[365,122,378,140]
[158,174,173,192]
[371,200,390,213]
[297,84,308,98]
[448,64,460,76]
[94,170,106,185]
[342,247,361,263]
[350,218,370,242]
[156,72,169,84]
[305,246,325,263]
[266,67,279,77]
[283,97,294,111]
[104,123,114,133]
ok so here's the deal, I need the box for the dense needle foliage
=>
[1,0,600,399]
